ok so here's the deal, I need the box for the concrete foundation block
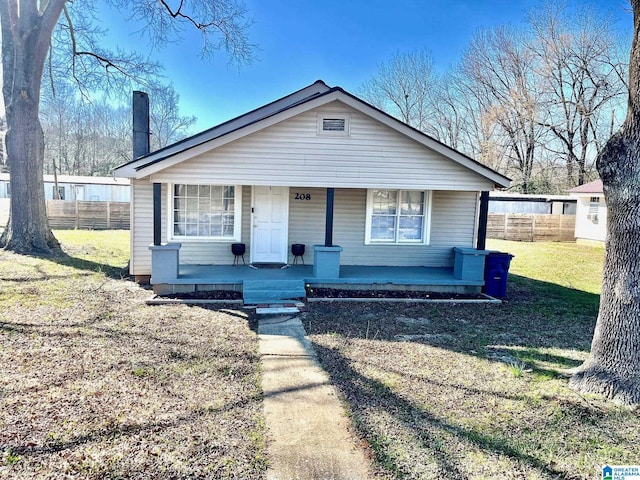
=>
[313,245,343,279]
[149,243,182,283]
[453,247,489,281]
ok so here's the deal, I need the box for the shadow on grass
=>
[312,341,573,479]
[3,247,130,281]
[302,275,604,477]
[8,391,261,457]
[49,253,130,280]
[306,274,600,358]
[497,346,584,369]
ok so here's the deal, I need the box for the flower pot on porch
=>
[291,243,305,265]
[231,243,246,265]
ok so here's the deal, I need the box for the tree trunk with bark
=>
[0,1,65,254]
[569,2,640,405]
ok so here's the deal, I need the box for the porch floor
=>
[172,264,483,288]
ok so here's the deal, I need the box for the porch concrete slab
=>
[259,316,371,480]
[176,264,483,287]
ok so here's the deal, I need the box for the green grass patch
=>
[488,239,605,294]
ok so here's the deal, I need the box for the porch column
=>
[153,182,162,246]
[477,191,489,250]
[314,187,341,278]
[325,187,334,247]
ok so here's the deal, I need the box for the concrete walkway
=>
[258,315,371,480]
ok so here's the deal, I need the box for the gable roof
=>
[568,179,603,194]
[115,80,510,188]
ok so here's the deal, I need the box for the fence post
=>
[504,214,508,240]
[531,215,536,242]
[106,202,111,229]
[75,201,79,229]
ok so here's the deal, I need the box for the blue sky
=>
[105,0,632,132]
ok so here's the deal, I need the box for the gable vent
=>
[322,118,346,132]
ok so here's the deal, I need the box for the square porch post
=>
[477,191,490,250]
[149,181,181,284]
[153,182,161,246]
[314,187,341,278]
[325,187,334,247]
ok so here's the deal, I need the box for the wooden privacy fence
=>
[46,200,130,230]
[488,214,575,242]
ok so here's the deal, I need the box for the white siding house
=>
[569,179,607,244]
[489,191,576,215]
[0,174,130,227]
[115,81,510,289]
[0,173,130,202]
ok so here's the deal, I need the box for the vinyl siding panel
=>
[287,187,326,265]
[331,189,477,267]
[150,102,495,191]
[130,183,251,274]
[174,187,251,265]
[574,195,607,242]
[133,184,478,271]
[130,179,153,276]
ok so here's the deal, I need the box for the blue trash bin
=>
[483,252,514,298]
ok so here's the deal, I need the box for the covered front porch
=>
[151,263,486,297]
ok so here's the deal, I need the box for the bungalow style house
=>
[569,179,606,245]
[114,81,510,299]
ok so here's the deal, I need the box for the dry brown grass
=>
[303,242,638,480]
[0,231,266,479]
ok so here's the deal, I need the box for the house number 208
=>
[294,193,311,201]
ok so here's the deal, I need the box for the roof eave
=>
[127,85,511,188]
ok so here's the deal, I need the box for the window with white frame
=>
[171,184,242,240]
[365,189,431,244]
[588,196,600,223]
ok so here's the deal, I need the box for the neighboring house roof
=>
[489,191,575,202]
[568,179,603,194]
[114,80,510,188]
[0,173,130,186]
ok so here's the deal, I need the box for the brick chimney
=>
[132,91,150,160]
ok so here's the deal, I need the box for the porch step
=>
[255,304,304,315]
[243,279,306,305]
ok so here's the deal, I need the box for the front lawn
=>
[0,230,266,479]
[304,240,636,480]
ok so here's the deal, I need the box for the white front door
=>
[251,186,289,263]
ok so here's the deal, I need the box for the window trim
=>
[587,196,600,223]
[317,112,351,136]
[168,183,243,242]
[364,189,432,245]
[53,186,65,200]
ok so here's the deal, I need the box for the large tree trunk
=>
[0,1,65,255]
[1,91,59,254]
[569,2,640,405]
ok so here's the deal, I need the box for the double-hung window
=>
[365,189,431,244]
[171,184,242,240]
[588,196,600,223]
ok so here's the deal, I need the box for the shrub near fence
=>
[46,200,130,230]
[487,213,575,242]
